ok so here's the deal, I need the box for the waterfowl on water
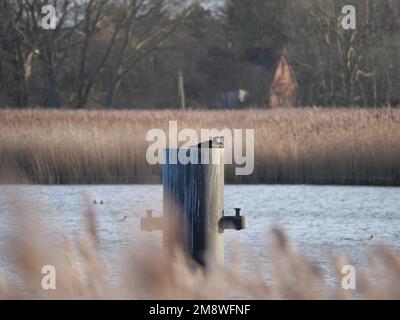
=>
[369,235,374,240]
[119,215,128,222]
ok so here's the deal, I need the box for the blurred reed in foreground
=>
[0,193,400,299]
[0,108,399,185]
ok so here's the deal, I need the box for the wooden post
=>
[163,146,224,266]
[141,141,247,268]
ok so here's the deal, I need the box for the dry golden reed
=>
[1,193,400,300]
[0,108,399,185]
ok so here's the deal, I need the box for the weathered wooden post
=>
[141,140,247,268]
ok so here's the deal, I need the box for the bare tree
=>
[0,1,30,107]
[287,0,400,106]
[103,1,196,107]
[1,0,82,107]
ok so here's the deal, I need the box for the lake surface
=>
[0,185,399,286]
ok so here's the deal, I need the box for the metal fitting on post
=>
[219,208,248,231]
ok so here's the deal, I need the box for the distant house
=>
[269,48,298,108]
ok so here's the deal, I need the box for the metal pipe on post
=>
[141,139,247,268]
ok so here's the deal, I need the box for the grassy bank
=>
[0,108,400,185]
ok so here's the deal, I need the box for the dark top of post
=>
[196,137,224,149]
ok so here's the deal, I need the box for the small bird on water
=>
[369,235,374,240]
[119,215,128,222]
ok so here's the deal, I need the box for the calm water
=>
[0,185,399,286]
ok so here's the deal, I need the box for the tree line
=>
[0,0,399,109]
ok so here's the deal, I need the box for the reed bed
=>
[1,193,399,299]
[0,108,399,185]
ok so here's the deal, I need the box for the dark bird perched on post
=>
[197,137,224,148]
